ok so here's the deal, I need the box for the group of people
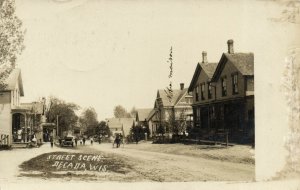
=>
[74,137,87,146]
[49,135,125,148]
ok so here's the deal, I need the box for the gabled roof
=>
[107,118,135,136]
[0,69,24,96]
[136,108,152,122]
[146,109,157,121]
[188,62,218,92]
[157,88,190,107]
[211,52,254,82]
[200,62,219,79]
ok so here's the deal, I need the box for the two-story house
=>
[0,69,48,147]
[188,51,218,138]
[188,40,254,143]
[151,83,193,136]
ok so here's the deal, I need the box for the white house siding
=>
[0,92,12,145]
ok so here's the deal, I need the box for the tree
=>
[96,121,111,137]
[0,0,25,89]
[168,108,187,136]
[46,96,79,137]
[130,106,137,118]
[79,107,98,136]
[129,122,150,142]
[113,105,131,118]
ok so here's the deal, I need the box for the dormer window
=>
[232,73,238,94]
[221,77,227,96]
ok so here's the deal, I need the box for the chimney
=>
[227,39,234,54]
[180,83,184,90]
[202,51,207,63]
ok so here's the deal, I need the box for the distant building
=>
[188,40,254,143]
[135,108,153,136]
[151,83,193,136]
[106,118,135,137]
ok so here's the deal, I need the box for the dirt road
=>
[0,142,254,182]
[83,143,254,182]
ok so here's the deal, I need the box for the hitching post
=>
[226,132,228,147]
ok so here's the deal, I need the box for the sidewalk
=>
[0,142,72,182]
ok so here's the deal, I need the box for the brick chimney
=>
[202,51,207,63]
[227,39,234,54]
[180,83,184,90]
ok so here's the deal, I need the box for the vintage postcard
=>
[0,0,299,189]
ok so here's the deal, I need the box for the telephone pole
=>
[56,115,59,137]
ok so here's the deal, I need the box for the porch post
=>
[29,114,32,142]
[24,114,27,143]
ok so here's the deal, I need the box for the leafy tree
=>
[129,123,150,142]
[130,106,137,118]
[113,105,131,118]
[168,108,187,135]
[79,107,98,136]
[96,121,111,137]
[0,0,25,89]
[46,96,80,137]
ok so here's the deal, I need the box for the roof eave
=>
[188,63,201,93]
[211,53,227,82]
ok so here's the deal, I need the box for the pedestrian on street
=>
[80,139,82,145]
[50,136,54,148]
[90,137,93,145]
[83,137,86,145]
[75,138,78,146]
[115,134,121,148]
[135,136,139,144]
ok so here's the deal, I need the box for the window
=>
[201,83,205,100]
[208,82,212,99]
[195,86,199,102]
[221,77,227,96]
[232,73,238,94]
[196,107,200,122]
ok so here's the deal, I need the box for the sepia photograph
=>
[0,0,299,188]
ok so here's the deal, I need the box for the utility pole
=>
[56,115,59,137]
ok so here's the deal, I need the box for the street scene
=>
[0,0,274,184]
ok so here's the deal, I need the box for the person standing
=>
[90,137,93,145]
[83,137,86,145]
[135,136,139,144]
[75,138,78,147]
[50,136,54,148]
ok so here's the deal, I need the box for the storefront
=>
[12,107,32,143]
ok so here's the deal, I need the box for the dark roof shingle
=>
[157,88,188,107]
[224,53,254,75]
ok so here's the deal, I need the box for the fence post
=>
[226,132,228,147]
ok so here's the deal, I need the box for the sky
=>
[14,0,288,120]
